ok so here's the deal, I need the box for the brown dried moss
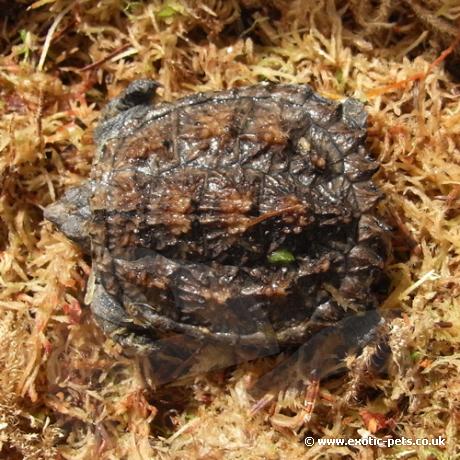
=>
[0,1,459,459]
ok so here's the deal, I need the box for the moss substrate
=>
[0,1,459,458]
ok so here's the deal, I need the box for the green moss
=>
[156,2,186,20]
[267,249,295,265]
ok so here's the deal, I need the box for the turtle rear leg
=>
[250,310,388,430]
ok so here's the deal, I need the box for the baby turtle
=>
[45,80,390,383]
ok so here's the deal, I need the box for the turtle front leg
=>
[90,280,163,352]
[90,279,218,384]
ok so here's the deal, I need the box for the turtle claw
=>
[252,378,320,431]
[250,392,276,416]
[249,311,387,430]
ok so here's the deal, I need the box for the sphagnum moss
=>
[0,1,459,459]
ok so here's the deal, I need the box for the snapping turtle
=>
[45,80,390,382]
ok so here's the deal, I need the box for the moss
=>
[0,1,459,458]
[267,249,296,265]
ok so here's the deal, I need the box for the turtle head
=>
[44,181,93,254]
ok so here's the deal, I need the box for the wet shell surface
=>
[45,81,390,379]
